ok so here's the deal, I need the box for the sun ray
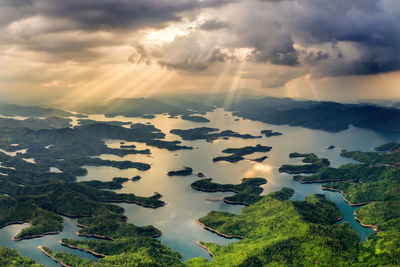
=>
[223,60,246,108]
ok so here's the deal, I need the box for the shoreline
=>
[5,220,64,241]
[190,185,249,205]
[190,185,239,194]
[205,198,223,202]
[353,211,378,232]
[38,246,71,267]
[75,223,114,240]
[195,219,244,239]
[60,240,106,258]
[12,230,62,241]
[76,222,162,239]
[333,216,343,223]
[295,178,359,184]
[223,199,249,206]
[195,241,214,257]
[76,231,114,240]
[99,198,165,208]
[320,186,369,206]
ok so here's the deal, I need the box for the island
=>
[253,156,268,162]
[132,175,141,181]
[81,177,129,189]
[326,145,335,150]
[77,119,131,127]
[213,144,272,163]
[212,154,244,163]
[167,166,193,176]
[141,114,156,119]
[181,115,210,123]
[120,144,136,149]
[191,177,267,205]
[170,127,262,141]
[260,129,282,137]
[279,153,330,174]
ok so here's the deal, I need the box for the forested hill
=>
[228,97,400,133]
[72,97,215,118]
[0,102,85,118]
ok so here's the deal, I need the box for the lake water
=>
[1,108,399,265]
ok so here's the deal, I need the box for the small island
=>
[167,166,193,176]
[213,144,272,163]
[212,154,244,163]
[279,153,330,174]
[253,155,268,162]
[326,145,335,150]
[261,129,282,137]
[181,115,210,123]
[120,144,136,149]
[141,114,156,119]
[132,175,141,181]
[77,119,131,127]
[191,177,267,205]
[170,127,262,141]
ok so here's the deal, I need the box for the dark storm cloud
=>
[1,0,235,30]
[127,0,400,79]
[288,0,400,75]
[0,0,236,62]
[2,0,400,81]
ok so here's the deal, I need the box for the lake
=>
[1,108,398,265]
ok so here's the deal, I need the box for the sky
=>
[1,0,400,104]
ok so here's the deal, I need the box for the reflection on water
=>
[1,108,399,265]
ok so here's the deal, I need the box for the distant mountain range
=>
[0,102,84,118]
[72,97,215,118]
[228,97,400,133]
[1,96,400,134]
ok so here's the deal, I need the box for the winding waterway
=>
[1,108,399,265]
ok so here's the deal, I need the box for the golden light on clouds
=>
[1,0,400,104]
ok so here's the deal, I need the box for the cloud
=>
[0,0,235,62]
[1,0,234,30]
[199,19,231,31]
[129,32,235,71]
[130,0,400,86]
[1,0,400,89]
